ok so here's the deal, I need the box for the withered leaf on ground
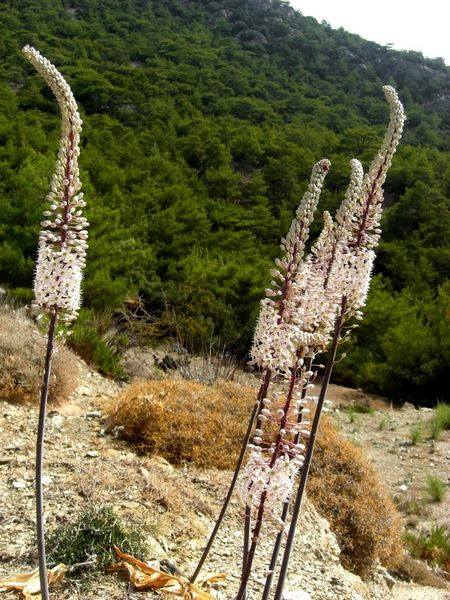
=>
[111,547,226,598]
[0,564,67,599]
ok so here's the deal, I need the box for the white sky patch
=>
[289,0,450,64]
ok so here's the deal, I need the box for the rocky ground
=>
[328,385,450,529]
[0,357,449,599]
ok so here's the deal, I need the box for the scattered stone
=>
[138,466,150,478]
[398,484,408,492]
[85,450,98,458]
[11,480,27,489]
[85,411,102,419]
[153,456,174,471]
[0,456,13,465]
[282,590,312,600]
[78,385,93,396]
[378,567,396,589]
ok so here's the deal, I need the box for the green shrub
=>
[430,403,450,440]
[47,506,148,572]
[426,475,447,503]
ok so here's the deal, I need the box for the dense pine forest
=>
[0,0,448,403]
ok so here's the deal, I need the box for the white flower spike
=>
[22,45,87,322]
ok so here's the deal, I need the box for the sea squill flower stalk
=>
[241,161,366,569]
[190,161,329,585]
[22,45,87,600]
[235,163,332,600]
[272,85,405,600]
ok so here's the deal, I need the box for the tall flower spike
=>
[22,45,88,322]
[250,159,330,373]
[327,87,405,319]
[350,85,405,250]
[293,85,405,346]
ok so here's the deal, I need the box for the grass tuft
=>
[378,416,388,431]
[410,423,423,445]
[47,506,149,572]
[405,524,450,570]
[429,402,450,440]
[426,475,447,503]
[346,403,375,423]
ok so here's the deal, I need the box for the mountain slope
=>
[0,0,448,402]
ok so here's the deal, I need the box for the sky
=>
[289,0,450,65]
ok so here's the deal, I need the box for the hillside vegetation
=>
[0,0,449,403]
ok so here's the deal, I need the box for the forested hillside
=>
[0,0,449,403]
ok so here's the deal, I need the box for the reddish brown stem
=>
[36,312,58,600]
[236,361,300,600]
[190,368,272,583]
[273,302,345,600]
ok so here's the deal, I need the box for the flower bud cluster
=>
[250,160,330,373]
[23,46,88,321]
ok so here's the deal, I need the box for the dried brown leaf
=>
[0,564,67,599]
[111,547,226,598]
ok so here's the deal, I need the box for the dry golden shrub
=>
[309,418,404,574]
[0,306,79,405]
[107,379,255,469]
[109,378,403,575]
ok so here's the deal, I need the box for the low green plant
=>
[68,309,128,379]
[426,475,447,503]
[378,416,388,431]
[430,403,450,440]
[347,402,375,423]
[410,423,423,445]
[347,406,358,423]
[47,506,149,572]
[347,402,375,415]
[395,496,424,517]
[405,524,450,568]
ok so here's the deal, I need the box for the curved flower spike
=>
[351,85,406,250]
[22,45,88,322]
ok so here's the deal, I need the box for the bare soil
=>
[327,384,450,529]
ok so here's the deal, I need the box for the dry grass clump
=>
[107,379,256,469]
[0,305,79,404]
[109,379,403,575]
[309,418,404,575]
